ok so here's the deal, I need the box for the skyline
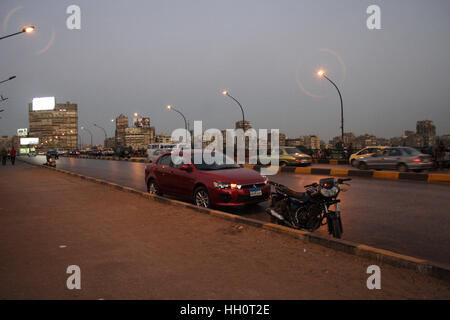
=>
[0,0,449,145]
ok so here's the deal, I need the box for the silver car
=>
[355,147,433,172]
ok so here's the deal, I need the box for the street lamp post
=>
[166,105,188,143]
[0,26,35,41]
[317,70,344,146]
[222,90,246,130]
[0,76,16,85]
[81,126,93,147]
[93,123,107,146]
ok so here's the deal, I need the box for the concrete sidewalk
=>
[0,162,448,299]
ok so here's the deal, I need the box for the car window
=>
[157,154,172,166]
[360,149,369,155]
[403,147,420,155]
[388,148,402,157]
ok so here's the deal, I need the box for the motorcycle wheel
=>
[332,217,342,239]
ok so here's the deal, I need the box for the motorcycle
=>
[44,155,56,167]
[266,177,351,238]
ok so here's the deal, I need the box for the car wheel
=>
[279,161,288,167]
[358,162,368,170]
[194,186,210,208]
[397,163,408,172]
[147,179,162,195]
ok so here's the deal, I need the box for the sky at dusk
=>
[0,0,449,145]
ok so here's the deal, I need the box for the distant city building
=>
[155,135,173,144]
[329,132,355,148]
[416,120,436,147]
[286,135,320,149]
[235,120,252,131]
[115,114,129,147]
[104,137,116,149]
[28,100,78,151]
[115,113,155,149]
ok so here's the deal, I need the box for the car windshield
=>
[191,153,240,171]
[284,148,302,154]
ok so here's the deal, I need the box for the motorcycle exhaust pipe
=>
[266,208,285,221]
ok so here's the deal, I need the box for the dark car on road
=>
[88,149,102,156]
[145,151,270,208]
[46,150,59,160]
[69,149,80,156]
[355,147,433,172]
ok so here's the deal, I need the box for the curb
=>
[247,164,449,184]
[20,159,450,282]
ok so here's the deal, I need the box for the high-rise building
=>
[416,120,436,147]
[114,113,155,149]
[28,100,78,151]
[115,114,129,147]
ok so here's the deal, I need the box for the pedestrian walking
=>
[1,147,7,165]
[10,147,16,165]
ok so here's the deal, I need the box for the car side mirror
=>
[179,164,192,172]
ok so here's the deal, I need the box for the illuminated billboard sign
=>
[32,97,55,111]
[20,137,39,145]
[17,128,28,137]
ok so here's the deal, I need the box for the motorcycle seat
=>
[281,187,309,201]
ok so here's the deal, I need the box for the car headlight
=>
[214,181,241,189]
[320,186,339,197]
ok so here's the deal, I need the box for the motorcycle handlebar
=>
[304,182,318,188]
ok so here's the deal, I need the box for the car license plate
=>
[250,188,262,197]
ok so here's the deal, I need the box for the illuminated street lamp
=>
[0,26,35,41]
[0,76,16,85]
[221,90,246,130]
[166,105,188,142]
[317,69,344,145]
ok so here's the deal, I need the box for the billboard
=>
[32,97,55,111]
[17,128,28,137]
[20,137,39,145]
[134,117,150,128]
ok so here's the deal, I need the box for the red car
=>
[144,151,270,208]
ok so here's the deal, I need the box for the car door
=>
[380,148,401,170]
[167,161,196,199]
[153,154,173,193]
[367,149,387,169]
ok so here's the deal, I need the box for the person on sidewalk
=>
[10,147,16,165]
[1,147,7,165]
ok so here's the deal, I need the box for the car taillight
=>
[412,158,422,162]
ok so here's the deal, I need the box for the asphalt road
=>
[20,156,450,265]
